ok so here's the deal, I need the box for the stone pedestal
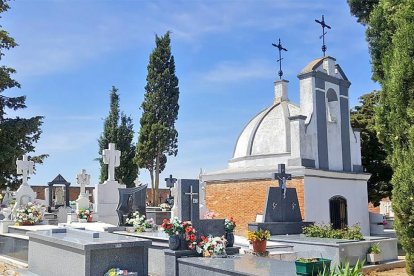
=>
[94,180,126,225]
[76,195,90,211]
[12,184,37,212]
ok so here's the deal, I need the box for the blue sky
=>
[4,0,379,187]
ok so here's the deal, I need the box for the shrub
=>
[303,224,363,241]
[367,243,381,254]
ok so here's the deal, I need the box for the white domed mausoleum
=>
[202,56,371,235]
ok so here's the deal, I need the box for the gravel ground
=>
[0,262,20,276]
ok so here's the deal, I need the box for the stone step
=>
[268,250,297,261]
[247,242,294,252]
[43,213,57,220]
[42,219,58,225]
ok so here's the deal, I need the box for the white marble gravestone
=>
[54,186,65,206]
[12,155,37,213]
[198,169,209,219]
[75,169,91,211]
[94,143,126,225]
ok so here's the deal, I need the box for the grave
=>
[178,179,225,237]
[76,169,91,212]
[27,228,151,276]
[248,164,312,235]
[12,155,37,213]
[94,143,126,225]
[47,174,71,209]
[116,184,147,225]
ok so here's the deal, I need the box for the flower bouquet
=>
[159,203,171,211]
[125,211,152,232]
[161,218,198,250]
[77,208,92,222]
[182,221,197,250]
[196,235,227,257]
[15,202,44,226]
[224,217,236,247]
[204,211,219,219]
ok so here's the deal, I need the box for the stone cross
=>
[273,164,292,199]
[76,169,90,196]
[184,185,199,221]
[103,143,121,182]
[16,155,34,186]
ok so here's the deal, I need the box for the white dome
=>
[230,101,300,167]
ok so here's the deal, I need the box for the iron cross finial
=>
[315,15,331,57]
[272,38,288,79]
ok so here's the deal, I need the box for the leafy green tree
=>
[349,0,414,273]
[347,0,379,24]
[0,0,46,189]
[350,91,392,206]
[136,32,179,206]
[98,86,137,187]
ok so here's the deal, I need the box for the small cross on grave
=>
[76,169,90,196]
[272,164,291,199]
[184,185,199,221]
[103,143,121,182]
[16,155,34,186]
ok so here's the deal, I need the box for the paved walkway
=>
[0,262,20,276]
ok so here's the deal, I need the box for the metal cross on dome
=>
[315,15,331,57]
[272,38,288,79]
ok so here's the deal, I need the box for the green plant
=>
[303,224,363,241]
[317,259,364,276]
[367,243,381,254]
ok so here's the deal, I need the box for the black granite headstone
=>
[116,185,147,226]
[178,179,225,237]
[264,187,302,222]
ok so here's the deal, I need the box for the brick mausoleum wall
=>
[205,178,305,235]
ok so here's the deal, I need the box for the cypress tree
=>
[136,32,179,206]
[0,0,46,189]
[98,86,137,187]
[349,0,414,273]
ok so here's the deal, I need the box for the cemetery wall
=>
[32,186,95,202]
[205,177,304,235]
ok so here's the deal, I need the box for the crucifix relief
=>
[103,143,121,182]
[16,155,34,186]
[273,164,292,199]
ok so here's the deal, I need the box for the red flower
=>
[185,226,193,233]
[189,234,196,241]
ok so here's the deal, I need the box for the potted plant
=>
[196,235,227,257]
[161,218,184,250]
[367,243,382,264]
[77,208,92,223]
[247,229,270,253]
[295,257,331,275]
[224,217,236,247]
[125,211,146,232]
[15,202,44,226]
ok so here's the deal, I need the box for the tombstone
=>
[94,143,126,225]
[178,179,225,237]
[12,155,37,213]
[54,186,65,206]
[198,169,208,219]
[48,174,70,208]
[116,185,147,226]
[75,169,91,211]
[1,187,15,206]
[248,164,312,235]
[56,206,72,223]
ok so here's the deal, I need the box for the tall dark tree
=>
[347,0,379,24]
[135,32,179,206]
[350,91,392,206]
[98,86,137,187]
[0,0,46,189]
[349,0,414,273]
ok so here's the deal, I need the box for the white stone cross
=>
[16,155,34,186]
[76,169,90,196]
[103,143,121,182]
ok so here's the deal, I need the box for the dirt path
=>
[365,267,408,276]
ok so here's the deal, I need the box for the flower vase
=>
[78,218,87,223]
[168,235,181,250]
[21,221,34,226]
[252,240,267,253]
[179,234,188,250]
[87,216,93,222]
[225,232,234,247]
